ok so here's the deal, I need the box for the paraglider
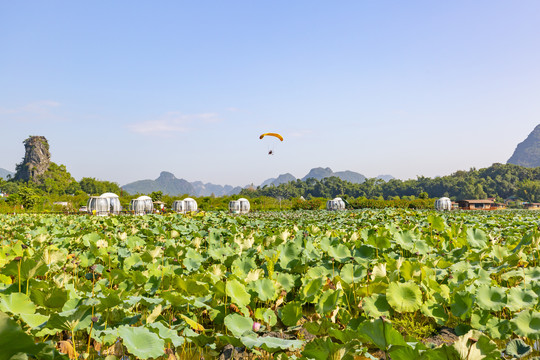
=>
[259,133,283,141]
[259,133,283,155]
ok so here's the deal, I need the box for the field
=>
[1,209,540,359]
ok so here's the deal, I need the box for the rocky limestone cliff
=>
[508,124,540,168]
[14,136,51,182]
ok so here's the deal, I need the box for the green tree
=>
[150,191,163,202]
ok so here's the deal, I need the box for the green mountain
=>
[508,124,540,167]
[122,171,195,196]
[301,167,366,183]
[122,171,243,196]
[0,168,14,179]
[261,173,297,187]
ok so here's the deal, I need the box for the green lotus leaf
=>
[279,242,302,269]
[254,308,277,327]
[47,306,92,332]
[476,285,506,311]
[524,267,540,281]
[226,279,251,308]
[183,248,204,272]
[0,292,36,315]
[362,293,392,318]
[279,301,303,327]
[20,313,50,329]
[118,325,165,359]
[427,214,447,232]
[148,322,185,347]
[505,338,531,358]
[421,299,448,326]
[386,282,422,313]
[466,228,488,249]
[485,317,512,340]
[275,273,296,292]
[451,292,474,319]
[394,231,415,251]
[507,287,538,312]
[327,243,351,262]
[248,278,277,302]
[223,313,254,337]
[316,289,341,315]
[0,312,47,360]
[511,310,540,339]
[340,263,367,284]
[302,277,324,303]
[301,337,356,360]
[241,334,303,352]
[358,318,407,351]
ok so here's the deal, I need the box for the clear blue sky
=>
[1,1,539,187]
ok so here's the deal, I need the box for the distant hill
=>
[261,173,296,187]
[508,124,540,167]
[301,167,366,183]
[0,168,14,179]
[122,171,242,197]
[377,174,395,182]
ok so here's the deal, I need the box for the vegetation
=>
[1,210,540,359]
[241,163,540,202]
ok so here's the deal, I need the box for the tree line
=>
[240,163,540,204]
[2,162,540,212]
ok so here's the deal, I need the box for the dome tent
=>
[435,197,452,211]
[327,197,346,211]
[172,200,185,213]
[100,193,122,215]
[87,196,109,216]
[172,198,198,214]
[130,195,154,215]
[183,198,198,212]
[229,198,250,214]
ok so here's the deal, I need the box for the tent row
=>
[86,193,253,215]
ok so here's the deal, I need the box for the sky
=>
[1,1,539,187]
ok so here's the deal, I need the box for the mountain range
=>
[0,168,14,180]
[508,124,540,167]
[122,168,394,196]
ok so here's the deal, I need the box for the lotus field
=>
[2,209,540,359]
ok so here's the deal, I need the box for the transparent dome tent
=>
[87,196,109,216]
[100,193,122,215]
[435,197,452,211]
[130,195,154,215]
[229,198,250,214]
[172,198,198,214]
[87,193,122,216]
[327,197,346,211]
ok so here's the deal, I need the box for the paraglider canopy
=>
[259,133,283,141]
[259,133,283,155]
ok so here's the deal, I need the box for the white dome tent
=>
[100,193,122,215]
[435,197,452,211]
[172,198,198,214]
[229,198,250,214]
[172,200,185,213]
[130,195,154,215]
[183,198,198,212]
[87,196,109,216]
[326,197,346,211]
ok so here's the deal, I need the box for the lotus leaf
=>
[505,338,531,358]
[511,310,540,339]
[224,313,254,337]
[118,325,165,359]
[386,282,422,312]
[279,301,303,327]
[226,279,251,308]
[507,287,537,312]
[476,285,506,311]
